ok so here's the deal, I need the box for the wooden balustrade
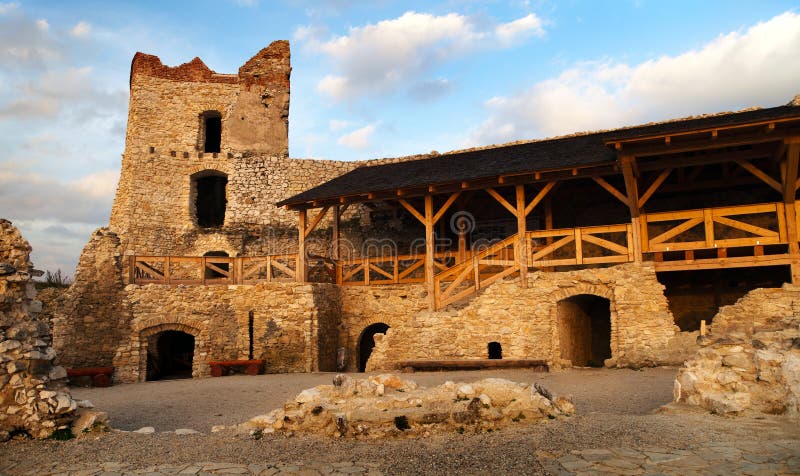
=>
[338,251,462,286]
[130,254,298,285]
[642,202,787,252]
[131,202,797,308]
[526,224,633,268]
[433,234,519,309]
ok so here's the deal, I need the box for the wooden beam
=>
[620,154,642,263]
[515,185,528,288]
[433,192,461,224]
[486,188,517,215]
[297,209,307,283]
[524,181,557,216]
[784,139,800,283]
[424,195,435,310]
[398,199,425,224]
[638,168,673,208]
[592,176,629,206]
[636,145,777,172]
[784,140,800,203]
[736,160,783,194]
[303,206,330,239]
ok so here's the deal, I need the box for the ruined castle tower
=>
[52,41,353,379]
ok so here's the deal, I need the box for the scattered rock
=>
[175,428,200,435]
[133,426,155,434]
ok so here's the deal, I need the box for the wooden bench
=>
[398,359,549,373]
[67,367,114,387]
[209,359,265,377]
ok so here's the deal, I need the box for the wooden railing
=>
[338,251,462,286]
[642,202,786,252]
[130,254,298,285]
[433,234,519,309]
[526,224,633,267]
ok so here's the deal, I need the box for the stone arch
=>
[549,283,619,366]
[127,320,208,382]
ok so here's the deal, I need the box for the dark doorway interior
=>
[488,341,502,359]
[557,294,611,367]
[204,114,221,153]
[146,330,194,381]
[358,323,390,372]
[204,250,229,278]
[195,175,227,227]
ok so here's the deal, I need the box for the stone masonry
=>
[0,220,75,439]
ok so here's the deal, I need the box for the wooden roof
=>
[277,103,800,209]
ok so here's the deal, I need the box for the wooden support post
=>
[620,155,643,263]
[297,209,307,283]
[332,205,340,284]
[515,185,528,287]
[424,195,435,310]
[783,139,800,283]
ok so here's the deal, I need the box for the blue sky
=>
[1,0,799,275]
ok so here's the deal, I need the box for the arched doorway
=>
[358,323,389,372]
[146,330,195,381]
[557,294,611,367]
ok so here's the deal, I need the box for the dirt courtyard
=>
[1,367,798,475]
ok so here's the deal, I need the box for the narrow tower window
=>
[191,170,227,228]
[201,111,222,153]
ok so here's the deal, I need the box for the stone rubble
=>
[0,219,76,440]
[671,284,800,415]
[242,373,573,438]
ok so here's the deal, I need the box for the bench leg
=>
[93,373,111,387]
[210,365,223,377]
[245,364,260,376]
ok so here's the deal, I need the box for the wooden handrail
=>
[130,254,299,285]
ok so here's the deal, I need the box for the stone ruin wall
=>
[351,264,694,372]
[0,220,75,439]
[111,282,339,383]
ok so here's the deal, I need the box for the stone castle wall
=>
[355,264,684,371]
[112,281,339,383]
[0,220,75,439]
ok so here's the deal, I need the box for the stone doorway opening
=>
[146,330,195,381]
[358,323,389,372]
[488,341,502,359]
[192,171,227,228]
[557,294,611,367]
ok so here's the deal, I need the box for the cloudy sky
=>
[1,0,799,276]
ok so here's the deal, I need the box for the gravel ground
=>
[1,368,798,475]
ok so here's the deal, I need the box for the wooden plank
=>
[271,259,296,279]
[581,233,629,256]
[736,160,783,193]
[433,192,461,224]
[368,263,394,280]
[532,235,574,261]
[583,255,632,265]
[703,208,714,248]
[648,240,708,252]
[638,168,672,208]
[304,206,330,239]
[645,209,704,222]
[425,195,435,309]
[713,215,778,238]
[398,199,425,224]
[516,185,528,288]
[654,254,794,272]
[486,188,517,215]
[574,228,583,265]
[649,216,704,245]
[784,141,799,203]
[524,181,557,216]
[592,176,629,206]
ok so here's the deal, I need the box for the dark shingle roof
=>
[278,103,800,207]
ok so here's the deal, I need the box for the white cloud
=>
[35,18,48,31]
[0,2,18,15]
[329,119,352,131]
[495,13,545,46]
[300,11,546,100]
[70,21,91,37]
[467,11,800,146]
[337,123,377,149]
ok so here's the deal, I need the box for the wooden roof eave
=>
[607,117,800,157]
[282,160,620,210]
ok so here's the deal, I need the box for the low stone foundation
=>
[242,373,574,438]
